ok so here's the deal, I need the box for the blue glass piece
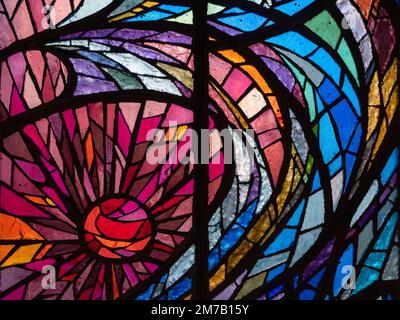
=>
[365,252,386,269]
[136,284,155,300]
[345,153,356,186]
[237,201,257,228]
[309,48,341,84]
[158,4,189,14]
[353,267,379,294]
[299,289,316,300]
[294,275,299,288]
[312,171,321,191]
[268,285,284,298]
[318,78,341,105]
[374,213,398,250]
[331,99,358,148]
[348,124,362,153]
[126,10,172,22]
[342,75,361,116]
[308,267,326,288]
[378,201,394,228]
[381,150,398,185]
[224,7,245,14]
[168,277,191,300]
[220,224,245,255]
[265,32,317,57]
[319,114,340,163]
[275,0,316,16]
[316,91,325,113]
[218,12,267,32]
[264,20,274,27]
[208,248,220,270]
[264,228,297,255]
[333,244,353,296]
[287,200,305,227]
[267,264,286,282]
[328,156,342,176]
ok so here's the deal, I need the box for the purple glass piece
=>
[389,172,397,188]
[123,43,176,63]
[359,202,379,227]
[82,28,116,38]
[345,228,356,240]
[262,57,295,91]
[302,240,334,281]
[247,178,260,204]
[250,43,281,60]
[74,76,117,95]
[213,284,236,300]
[174,80,192,98]
[70,58,105,79]
[207,21,243,36]
[146,31,192,45]
[380,186,392,203]
[111,29,158,40]
[60,31,84,40]
[92,38,123,47]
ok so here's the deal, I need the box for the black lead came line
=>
[193,0,210,300]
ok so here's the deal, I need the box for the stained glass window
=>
[0,0,398,301]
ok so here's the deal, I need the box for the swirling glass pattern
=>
[0,0,399,301]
